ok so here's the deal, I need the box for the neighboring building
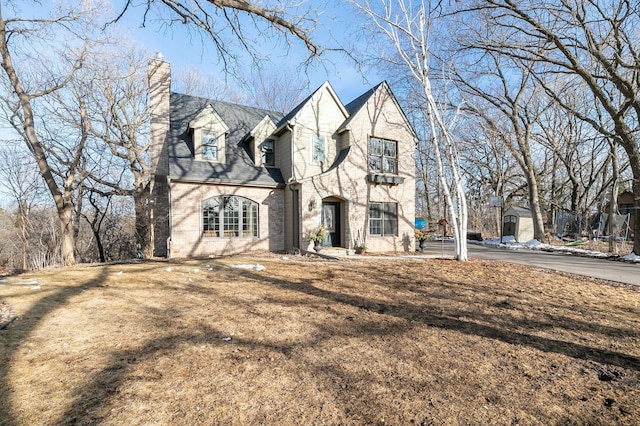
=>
[148,58,417,257]
[617,191,636,238]
[503,206,534,242]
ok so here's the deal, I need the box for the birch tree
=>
[350,0,469,260]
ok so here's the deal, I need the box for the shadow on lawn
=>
[3,259,638,424]
[0,266,111,426]
[248,265,640,372]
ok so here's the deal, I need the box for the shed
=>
[503,206,534,242]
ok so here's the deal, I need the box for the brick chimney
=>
[148,54,170,176]
[147,54,171,256]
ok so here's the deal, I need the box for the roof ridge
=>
[170,91,279,116]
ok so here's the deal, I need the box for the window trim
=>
[194,127,226,163]
[261,139,275,167]
[311,135,325,163]
[202,130,219,161]
[369,202,398,237]
[202,195,259,238]
[369,137,398,175]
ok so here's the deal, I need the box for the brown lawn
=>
[0,254,639,425]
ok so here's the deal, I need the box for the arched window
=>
[203,196,258,237]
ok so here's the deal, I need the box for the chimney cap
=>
[155,51,164,60]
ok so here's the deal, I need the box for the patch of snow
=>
[1,278,40,286]
[230,264,266,271]
[192,268,200,273]
[30,285,41,290]
[165,268,172,272]
[472,236,637,261]
[622,252,640,262]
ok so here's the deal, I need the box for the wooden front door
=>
[322,202,341,247]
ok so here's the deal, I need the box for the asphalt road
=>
[422,241,640,287]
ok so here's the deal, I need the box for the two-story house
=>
[148,57,416,257]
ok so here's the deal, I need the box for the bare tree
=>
[173,65,245,102]
[350,0,469,260]
[454,48,550,241]
[237,65,308,113]
[458,116,519,236]
[78,46,156,257]
[0,1,106,265]
[0,145,47,269]
[117,0,321,66]
[467,0,640,253]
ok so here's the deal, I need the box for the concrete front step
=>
[317,247,355,257]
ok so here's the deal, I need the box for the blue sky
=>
[0,0,383,207]
[118,0,381,104]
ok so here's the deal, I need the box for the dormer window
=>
[261,140,275,166]
[202,131,219,161]
[189,104,229,163]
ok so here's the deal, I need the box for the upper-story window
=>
[312,135,325,163]
[202,131,219,161]
[369,137,397,174]
[189,104,229,163]
[261,140,275,166]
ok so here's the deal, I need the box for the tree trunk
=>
[628,156,640,255]
[608,142,619,254]
[134,183,153,258]
[525,167,546,241]
[59,204,76,266]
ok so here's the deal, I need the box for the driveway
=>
[421,241,640,287]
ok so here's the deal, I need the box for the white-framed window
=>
[312,135,325,163]
[261,140,275,166]
[203,196,258,238]
[202,131,219,161]
[369,202,398,236]
[369,137,398,174]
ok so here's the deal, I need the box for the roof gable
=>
[339,81,418,140]
[188,104,230,133]
[249,115,276,138]
[275,81,348,132]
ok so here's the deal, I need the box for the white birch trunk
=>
[352,0,469,260]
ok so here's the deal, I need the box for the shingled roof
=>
[168,92,285,186]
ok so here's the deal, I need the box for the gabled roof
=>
[188,104,230,133]
[344,81,384,115]
[505,206,532,218]
[338,81,418,140]
[249,115,276,139]
[274,81,348,133]
[168,92,285,186]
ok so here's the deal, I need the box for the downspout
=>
[167,176,172,258]
[289,120,296,181]
[286,121,299,249]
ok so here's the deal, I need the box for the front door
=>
[322,202,341,247]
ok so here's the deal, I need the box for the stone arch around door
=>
[321,196,347,248]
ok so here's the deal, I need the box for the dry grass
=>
[1,254,639,425]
